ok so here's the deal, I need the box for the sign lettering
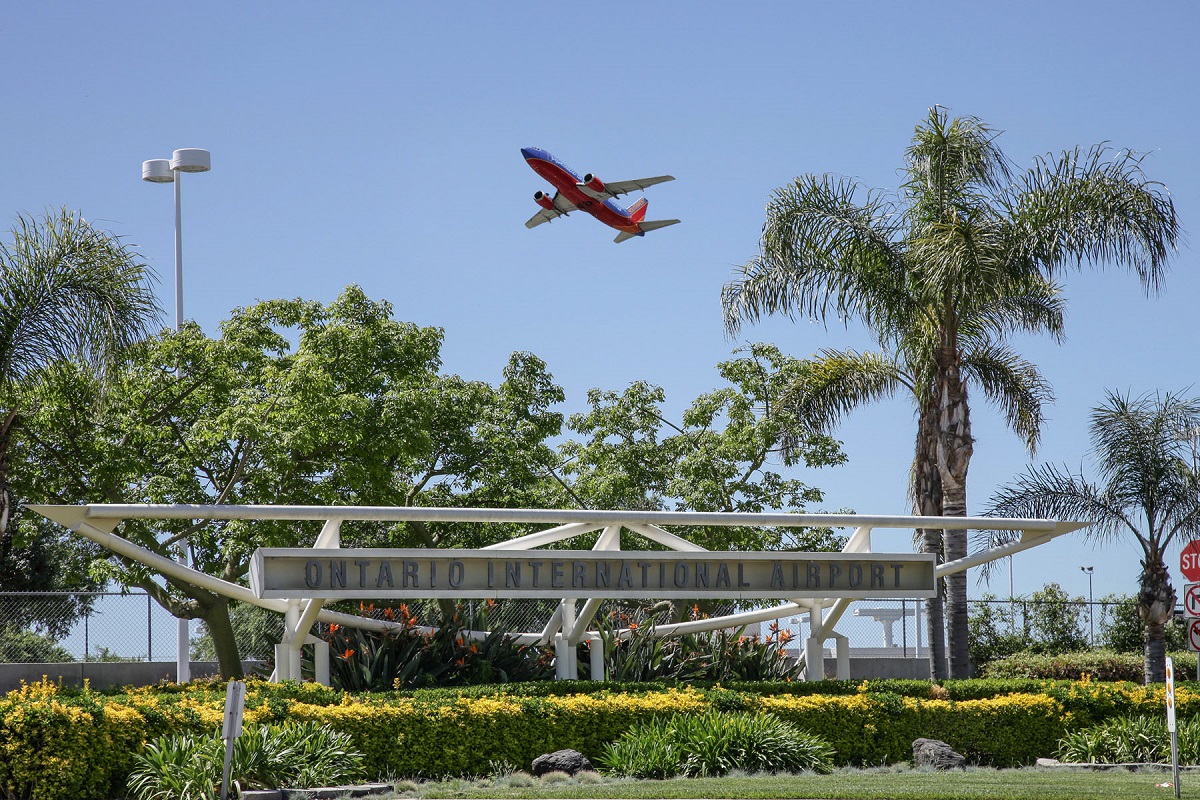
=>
[250,548,937,600]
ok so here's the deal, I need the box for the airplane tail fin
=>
[627,197,649,223]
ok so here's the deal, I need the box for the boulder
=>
[531,749,593,776]
[912,738,966,769]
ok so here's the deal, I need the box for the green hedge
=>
[983,649,1198,681]
[2,676,1194,798]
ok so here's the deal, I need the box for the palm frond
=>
[721,175,906,336]
[1009,145,1180,293]
[962,343,1054,454]
[786,349,912,433]
[984,462,1138,548]
[0,208,161,388]
[904,107,1013,210]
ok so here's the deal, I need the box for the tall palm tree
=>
[787,277,1060,678]
[986,390,1200,684]
[723,107,1179,677]
[0,208,160,537]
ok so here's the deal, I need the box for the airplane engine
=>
[533,190,555,210]
[581,173,606,194]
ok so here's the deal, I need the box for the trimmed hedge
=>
[983,649,1198,681]
[2,675,1195,798]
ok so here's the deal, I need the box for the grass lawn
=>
[392,766,1194,800]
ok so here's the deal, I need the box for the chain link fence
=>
[0,590,1131,664]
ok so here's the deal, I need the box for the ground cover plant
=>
[1057,714,1200,764]
[598,709,833,777]
[125,721,364,800]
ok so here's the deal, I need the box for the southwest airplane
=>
[522,147,679,243]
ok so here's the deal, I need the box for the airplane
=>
[521,147,680,243]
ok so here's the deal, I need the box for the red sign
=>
[1182,540,1200,582]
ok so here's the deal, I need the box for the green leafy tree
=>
[16,286,566,677]
[1024,582,1089,654]
[722,107,1179,677]
[967,593,1030,671]
[987,390,1200,682]
[1099,593,1187,653]
[558,343,847,552]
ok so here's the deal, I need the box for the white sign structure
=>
[30,504,1089,684]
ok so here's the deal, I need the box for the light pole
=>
[1080,566,1094,646]
[142,148,211,683]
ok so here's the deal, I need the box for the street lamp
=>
[142,148,211,332]
[142,148,211,684]
[1080,566,1095,646]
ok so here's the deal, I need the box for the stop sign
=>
[1182,540,1200,582]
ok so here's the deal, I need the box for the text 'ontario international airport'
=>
[250,548,937,600]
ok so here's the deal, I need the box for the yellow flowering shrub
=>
[0,676,1189,791]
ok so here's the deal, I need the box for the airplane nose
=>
[521,147,539,160]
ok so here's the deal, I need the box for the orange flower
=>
[328,623,340,633]
[341,648,355,659]
[383,608,395,619]
[628,622,638,630]
[455,657,467,667]
[780,630,794,643]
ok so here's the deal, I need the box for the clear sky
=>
[4,2,1198,604]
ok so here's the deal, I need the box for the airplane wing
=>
[603,175,675,197]
[524,192,577,229]
[578,175,675,200]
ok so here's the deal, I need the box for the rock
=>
[912,738,966,769]
[532,749,593,776]
[1035,757,1061,767]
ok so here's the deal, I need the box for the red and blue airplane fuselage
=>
[521,147,648,234]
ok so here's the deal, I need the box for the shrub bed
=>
[1,675,1194,798]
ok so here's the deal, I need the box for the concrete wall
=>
[0,661,265,692]
[821,657,931,680]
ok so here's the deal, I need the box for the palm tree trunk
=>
[1139,556,1175,684]
[935,345,973,679]
[0,407,17,540]
[915,401,947,679]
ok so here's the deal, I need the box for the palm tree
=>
[986,390,1200,684]
[0,208,160,537]
[786,276,1060,678]
[722,107,1179,677]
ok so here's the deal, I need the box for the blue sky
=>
[4,2,1199,603]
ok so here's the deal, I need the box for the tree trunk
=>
[198,592,244,679]
[915,401,947,679]
[935,344,973,679]
[1139,556,1175,685]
